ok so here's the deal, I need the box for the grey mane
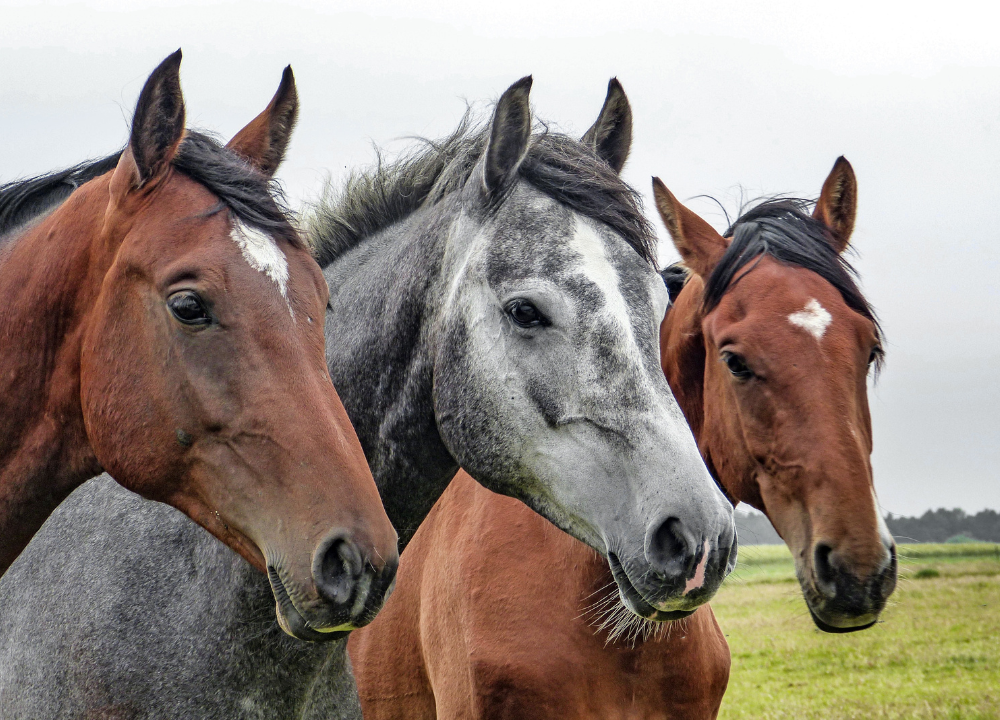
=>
[306,112,657,267]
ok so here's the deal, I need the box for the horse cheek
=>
[79,282,183,500]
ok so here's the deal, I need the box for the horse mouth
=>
[797,567,881,634]
[807,606,877,634]
[267,565,354,643]
[607,553,695,622]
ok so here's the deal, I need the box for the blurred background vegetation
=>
[714,543,1000,719]
[736,507,1000,545]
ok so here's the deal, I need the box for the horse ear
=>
[227,66,299,178]
[652,177,728,279]
[127,50,185,187]
[813,156,857,254]
[581,78,632,173]
[483,76,533,194]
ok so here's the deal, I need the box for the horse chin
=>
[608,553,696,623]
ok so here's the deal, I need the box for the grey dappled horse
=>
[0,78,734,718]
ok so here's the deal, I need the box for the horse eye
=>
[721,351,753,380]
[506,299,547,329]
[868,346,883,366]
[167,291,212,327]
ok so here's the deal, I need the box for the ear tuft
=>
[813,156,857,254]
[129,49,186,185]
[581,78,632,173]
[227,65,299,177]
[652,177,729,279]
[483,76,533,194]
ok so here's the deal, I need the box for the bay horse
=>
[347,157,898,718]
[0,78,733,718]
[0,52,398,640]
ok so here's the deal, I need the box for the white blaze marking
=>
[569,217,640,357]
[788,298,832,340]
[231,220,293,316]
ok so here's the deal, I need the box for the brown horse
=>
[348,158,897,717]
[0,52,398,640]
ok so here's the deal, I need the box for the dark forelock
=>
[704,198,884,369]
[171,132,299,246]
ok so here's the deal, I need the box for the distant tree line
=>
[734,507,1000,545]
[884,508,1000,543]
[733,508,783,545]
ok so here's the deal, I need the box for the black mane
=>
[307,114,656,267]
[703,198,884,368]
[0,131,298,246]
[0,153,122,240]
[659,263,691,303]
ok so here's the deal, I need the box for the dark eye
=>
[506,299,547,329]
[167,291,212,327]
[721,351,753,380]
[868,346,883,366]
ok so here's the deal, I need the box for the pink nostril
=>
[684,539,711,594]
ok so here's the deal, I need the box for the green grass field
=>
[713,543,1000,719]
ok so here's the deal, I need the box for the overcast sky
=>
[3,0,998,516]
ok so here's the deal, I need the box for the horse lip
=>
[800,571,880,633]
[807,606,877,634]
[606,552,695,623]
[267,565,352,643]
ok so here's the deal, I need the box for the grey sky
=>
[2,0,997,515]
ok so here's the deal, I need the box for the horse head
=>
[430,78,736,619]
[656,160,897,631]
[79,53,398,640]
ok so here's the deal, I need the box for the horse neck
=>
[661,278,762,509]
[322,205,460,548]
[660,280,708,444]
[0,176,116,419]
[0,177,114,567]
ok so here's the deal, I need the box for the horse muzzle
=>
[607,516,737,622]
[267,531,399,642]
[800,540,897,633]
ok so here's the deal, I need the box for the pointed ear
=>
[581,78,632,173]
[227,66,299,178]
[126,50,185,187]
[652,177,729,278]
[483,76,533,194]
[813,156,857,254]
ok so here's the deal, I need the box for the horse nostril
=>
[646,517,695,577]
[313,532,364,606]
[813,542,838,599]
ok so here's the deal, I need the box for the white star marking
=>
[788,298,832,340]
